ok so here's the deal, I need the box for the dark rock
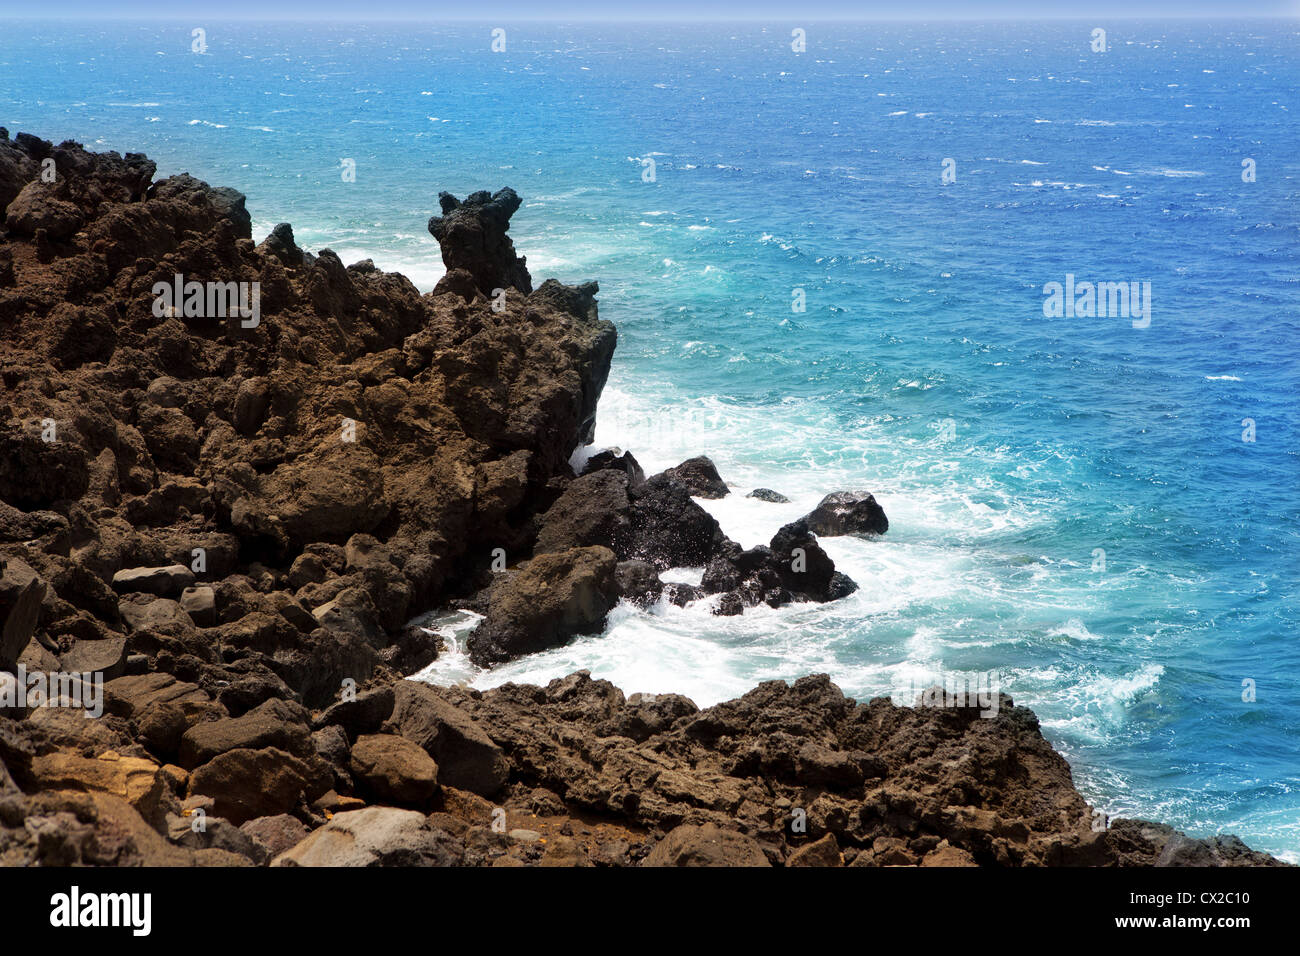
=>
[534,470,631,556]
[662,456,729,498]
[625,474,730,570]
[427,188,531,296]
[802,491,888,536]
[1,557,47,671]
[581,448,645,486]
[663,582,703,606]
[467,546,619,666]
[769,518,857,602]
[615,560,663,607]
[313,685,395,738]
[747,488,790,503]
[178,698,313,769]
[713,591,746,616]
[349,733,439,805]
[0,423,89,510]
[187,746,327,825]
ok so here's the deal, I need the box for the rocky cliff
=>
[0,130,1283,867]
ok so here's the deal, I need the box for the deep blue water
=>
[2,18,1297,858]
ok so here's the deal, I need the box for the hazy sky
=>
[0,0,1296,18]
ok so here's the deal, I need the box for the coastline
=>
[0,130,1286,867]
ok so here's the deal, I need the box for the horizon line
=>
[2,13,1298,21]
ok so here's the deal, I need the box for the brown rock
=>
[644,824,771,867]
[383,680,509,797]
[187,747,324,824]
[787,832,843,867]
[349,733,439,805]
[921,843,980,867]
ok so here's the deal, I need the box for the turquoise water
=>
[2,18,1297,858]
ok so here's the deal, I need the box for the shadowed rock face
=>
[0,131,1284,868]
[427,188,532,297]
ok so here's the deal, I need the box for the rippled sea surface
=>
[3,18,1297,858]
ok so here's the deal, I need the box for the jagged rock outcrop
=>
[0,131,617,706]
[427,188,531,297]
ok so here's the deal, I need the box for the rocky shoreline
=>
[0,130,1284,866]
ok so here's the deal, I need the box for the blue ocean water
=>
[2,18,1297,858]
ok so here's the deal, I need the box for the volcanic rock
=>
[802,490,889,536]
[467,546,619,666]
[662,456,729,498]
[427,188,531,296]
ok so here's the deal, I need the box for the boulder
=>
[58,635,128,681]
[467,546,618,666]
[0,424,89,509]
[168,813,267,864]
[5,180,83,240]
[625,474,731,570]
[187,747,325,824]
[382,680,509,797]
[0,790,246,867]
[921,843,979,867]
[787,832,843,867]
[349,733,439,805]
[581,448,645,486]
[1,557,47,671]
[614,560,663,607]
[178,697,313,768]
[312,685,396,739]
[801,491,888,536]
[272,806,463,867]
[240,813,310,859]
[179,585,216,626]
[27,750,173,829]
[662,456,729,498]
[534,470,631,556]
[643,824,771,867]
[111,564,196,597]
[104,672,212,719]
[746,488,790,503]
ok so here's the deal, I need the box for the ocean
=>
[2,17,1296,859]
